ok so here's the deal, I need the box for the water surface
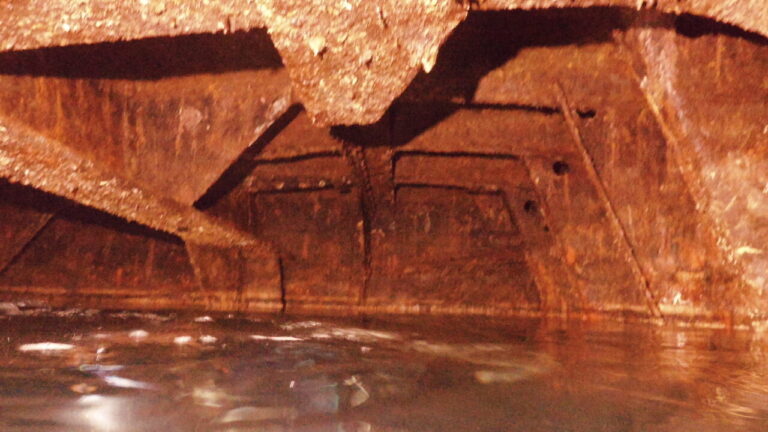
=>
[1,308,766,431]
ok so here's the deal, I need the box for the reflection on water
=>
[0,307,767,431]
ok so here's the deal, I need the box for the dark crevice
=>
[247,184,340,194]
[395,182,502,196]
[675,14,768,45]
[235,249,246,312]
[461,102,560,115]
[254,151,343,164]
[455,103,598,118]
[0,213,55,276]
[552,161,571,175]
[394,150,520,165]
[194,104,303,210]
[0,29,283,79]
[0,179,67,214]
[401,8,628,103]
[523,200,539,214]
[340,143,374,306]
[577,109,597,119]
[467,103,598,119]
[1,180,181,243]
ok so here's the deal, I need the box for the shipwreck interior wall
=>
[0,5,766,325]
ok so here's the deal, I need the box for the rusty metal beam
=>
[190,93,297,205]
[393,103,670,315]
[0,0,267,52]
[0,1,765,127]
[0,116,256,247]
[340,143,375,305]
[0,55,293,207]
[554,83,663,318]
[0,115,281,302]
[616,16,762,315]
[187,89,295,205]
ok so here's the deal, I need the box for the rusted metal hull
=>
[0,4,766,326]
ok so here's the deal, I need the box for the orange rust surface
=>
[0,1,765,125]
[0,7,766,325]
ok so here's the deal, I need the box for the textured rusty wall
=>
[0,31,290,205]
[0,182,199,307]
[0,7,766,324]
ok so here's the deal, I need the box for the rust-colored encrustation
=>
[0,1,766,326]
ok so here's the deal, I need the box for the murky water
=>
[1,307,767,431]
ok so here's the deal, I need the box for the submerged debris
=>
[70,383,98,394]
[310,327,398,342]
[344,375,370,407]
[280,320,323,330]
[18,342,75,352]
[0,302,21,315]
[101,375,156,390]
[251,335,303,342]
[199,335,217,344]
[216,406,298,424]
[173,335,193,345]
[129,329,149,340]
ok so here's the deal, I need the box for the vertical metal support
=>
[554,83,662,319]
[341,143,374,306]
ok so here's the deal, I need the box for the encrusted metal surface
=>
[0,0,267,52]
[0,3,766,323]
[260,0,468,125]
[0,116,256,247]
[0,1,764,125]
[0,116,282,303]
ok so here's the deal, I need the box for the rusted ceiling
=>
[0,0,765,125]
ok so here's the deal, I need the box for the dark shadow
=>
[388,102,599,150]
[333,99,591,154]
[194,104,304,210]
[388,102,460,149]
[350,8,626,151]
[0,180,181,243]
[330,110,395,148]
[401,8,628,104]
[0,29,283,79]
[0,179,64,214]
[55,202,183,244]
[675,14,768,45]
[332,102,467,151]
[368,8,764,153]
